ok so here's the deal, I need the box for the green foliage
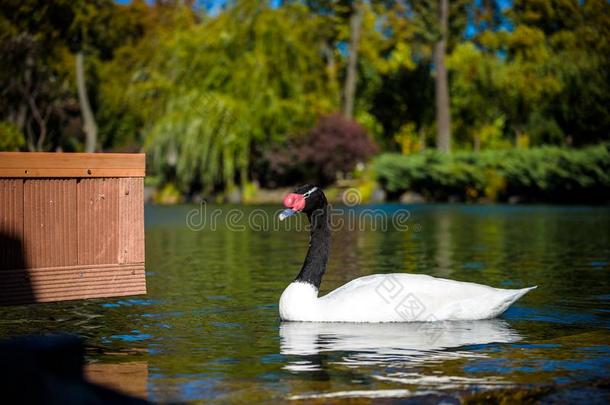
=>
[374,144,610,203]
[136,1,338,192]
[0,0,142,151]
[1,0,608,197]
[448,28,563,148]
[0,121,25,150]
[154,182,182,205]
[447,0,610,149]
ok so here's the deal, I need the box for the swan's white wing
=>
[317,273,535,322]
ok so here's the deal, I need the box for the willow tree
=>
[140,1,338,193]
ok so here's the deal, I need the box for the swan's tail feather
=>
[512,285,537,300]
[492,286,537,318]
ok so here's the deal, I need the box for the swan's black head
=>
[279,184,327,220]
[282,185,331,289]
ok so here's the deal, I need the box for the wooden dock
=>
[0,153,146,305]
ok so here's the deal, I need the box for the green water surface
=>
[1,204,609,403]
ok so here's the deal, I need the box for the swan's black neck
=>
[295,205,330,290]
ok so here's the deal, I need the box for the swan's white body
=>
[280,273,536,323]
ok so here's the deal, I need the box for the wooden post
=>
[0,153,146,305]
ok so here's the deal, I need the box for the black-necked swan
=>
[278,184,536,322]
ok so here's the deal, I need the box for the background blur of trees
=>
[0,0,608,199]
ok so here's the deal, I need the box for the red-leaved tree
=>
[263,113,378,186]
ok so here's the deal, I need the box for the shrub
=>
[263,113,378,187]
[374,144,610,203]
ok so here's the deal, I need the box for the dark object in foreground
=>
[0,334,148,405]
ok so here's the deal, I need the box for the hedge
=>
[373,144,610,203]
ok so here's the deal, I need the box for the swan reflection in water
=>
[280,319,520,376]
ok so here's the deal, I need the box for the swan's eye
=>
[302,187,318,199]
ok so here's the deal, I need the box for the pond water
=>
[1,204,609,403]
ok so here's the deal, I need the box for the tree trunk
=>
[342,1,364,119]
[27,95,50,151]
[322,42,335,74]
[434,0,451,152]
[76,51,97,152]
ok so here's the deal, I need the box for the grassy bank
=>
[374,144,610,203]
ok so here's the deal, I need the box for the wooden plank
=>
[0,282,146,298]
[23,179,78,268]
[77,178,120,265]
[0,264,146,305]
[0,168,145,178]
[0,264,144,286]
[118,178,145,264]
[0,153,147,305]
[0,262,142,275]
[0,153,145,178]
[2,280,146,296]
[1,286,147,305]
[0,179,24,270]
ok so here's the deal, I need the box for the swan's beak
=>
[279,208,296,221]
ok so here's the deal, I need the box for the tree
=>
[434,0,451,152]
[509,0,610,146]
[69,0,142,152]
[75,51,97,152]
[0,0,77,151]
[447,42,507,150]
[369,0,467,152]
[0,0,140,151]
[343,1,364,118]
[264,113,378,186]
[137,1,338,193]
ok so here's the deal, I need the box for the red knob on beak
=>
[283,193,306,211]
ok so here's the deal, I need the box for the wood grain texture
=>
[77,178,120,265]
[0,179,24,270]
[119,178,145,264]
[0,152,145,178]
[0,168,145,178]
[0,264,146,305]
[23,179,78,268]
[0,153,146,305]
